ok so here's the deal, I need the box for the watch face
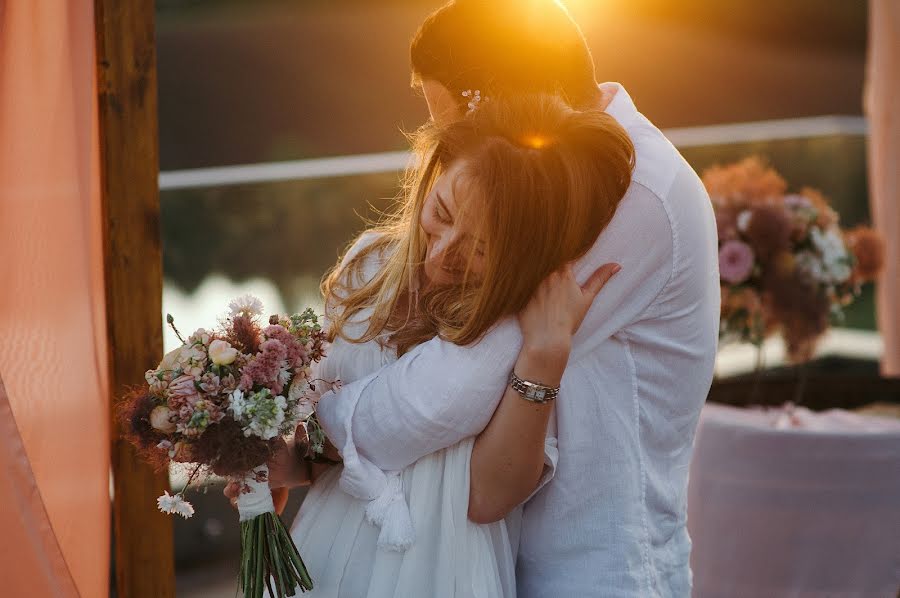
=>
[527,388,546,400]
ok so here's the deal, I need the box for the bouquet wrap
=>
[236,466,276,522]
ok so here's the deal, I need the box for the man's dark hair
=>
[410,0,598,108]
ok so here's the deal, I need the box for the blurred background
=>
[149,1,875,595]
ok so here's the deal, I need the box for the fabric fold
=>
[323,372,416,551]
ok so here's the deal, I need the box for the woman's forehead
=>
[434,160,480,210]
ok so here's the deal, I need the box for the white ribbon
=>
[235,464,275,522]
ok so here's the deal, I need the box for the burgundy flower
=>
[715,208,738,242]
[743,205,793,262]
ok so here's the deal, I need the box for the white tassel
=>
[364,473,398,526]
[361,471,415,551]
[376,490,415,552]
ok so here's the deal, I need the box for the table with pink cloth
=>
[687,403,900,597]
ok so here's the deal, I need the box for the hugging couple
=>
[238,1,718,596]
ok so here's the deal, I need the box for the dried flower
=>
[702,157,787,209]
[743,205,793,262]
[242,339,289,394]
[229,294,264,318]
[716,208,739,241]
[800,188,839,229]
[845,226,885,283]
[704,158,883,363]
[120,299,333,527]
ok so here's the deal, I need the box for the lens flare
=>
[521,134,551,149]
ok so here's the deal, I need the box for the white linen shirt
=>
[317,83,720,597]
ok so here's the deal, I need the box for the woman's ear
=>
[421,79,462,125]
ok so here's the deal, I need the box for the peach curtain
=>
[0,2,110,597]
[866,0,900,376]
[0,375,80,597]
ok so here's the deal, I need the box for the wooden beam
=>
[94,1,175,596]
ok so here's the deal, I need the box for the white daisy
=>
[736,210,753,233]
[172,497,195,519]
[228,389,247,420]
[157,491,195,518]
[157,491,178,515]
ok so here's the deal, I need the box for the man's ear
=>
[421,79,463,125]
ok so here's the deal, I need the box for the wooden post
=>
[94,1,176,596]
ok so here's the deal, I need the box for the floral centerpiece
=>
[119,294,333,597]
[704,157,884,363]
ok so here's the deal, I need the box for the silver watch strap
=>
[509,371,559,403]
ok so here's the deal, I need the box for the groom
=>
[317,1,719,596]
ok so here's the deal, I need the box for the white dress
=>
[288,235,527,597]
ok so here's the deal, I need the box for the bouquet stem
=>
[237,466,313,597]
[239,511,313,596]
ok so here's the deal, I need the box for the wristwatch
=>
[509,371,559,403]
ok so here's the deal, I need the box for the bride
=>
[272,93,633,596]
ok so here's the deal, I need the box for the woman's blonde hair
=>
[323,94,634,355]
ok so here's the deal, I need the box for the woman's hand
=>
[267,432,312,490]
[518,262,621,353]
[223,425,311,507]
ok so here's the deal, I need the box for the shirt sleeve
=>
[316,184,674,471]
[526,408,558,502]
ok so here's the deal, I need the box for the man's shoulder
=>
[624,115,714,247]
[625,116,690,203]
[602,83,700,206]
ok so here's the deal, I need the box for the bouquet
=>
[119,294,333,596]
[704,157,884,363]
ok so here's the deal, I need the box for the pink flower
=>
[719,240,755,285]
[239,339,289,393]
[168,374,199,399]
[263,325,307,369]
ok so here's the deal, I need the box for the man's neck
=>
[596,82,618,112]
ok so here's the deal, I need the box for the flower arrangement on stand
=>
[704,157,884,364]
[119,295,336,597]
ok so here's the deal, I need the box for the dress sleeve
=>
[316,184,675,472]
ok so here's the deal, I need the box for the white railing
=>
[158,115,867,191]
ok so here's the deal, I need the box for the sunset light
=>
[3,1,895,598]
[521,134,551,149]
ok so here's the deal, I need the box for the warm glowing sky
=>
[156,0,866,169]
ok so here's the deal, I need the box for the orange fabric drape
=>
[866,0,900,376]
[0,375,80,598]
[0,2,110,597]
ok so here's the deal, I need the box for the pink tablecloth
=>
[688,403,900,598]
